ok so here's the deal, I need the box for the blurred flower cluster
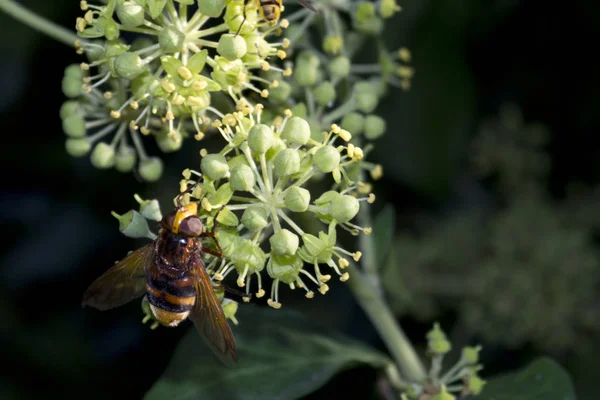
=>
[383,104,600,352]
[401,323,485,399]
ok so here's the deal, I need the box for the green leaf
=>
[144,306,390,400]
[187,49,208,74]
[373,204,396,264]
[147,0,168,19]
[479,357,576,400]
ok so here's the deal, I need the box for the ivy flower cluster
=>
[401,324,486,400]
[115,107,375,312]
[60,0,291,180]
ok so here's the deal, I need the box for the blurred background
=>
[1,0,599,398]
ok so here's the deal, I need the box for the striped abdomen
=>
[146,266,197,327]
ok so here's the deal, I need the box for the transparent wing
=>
[188,256,237,367]
[296,0,317,13]
[81,243,154,310]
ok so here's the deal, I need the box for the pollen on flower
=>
[161,80,176,93]
[398,47,412,62]
[194,132,205,141]
[340,272,350,282]
[283,67,292,76]
[277,50,287,59]
[76,17,87,32]
[367,193,376,203]
[199,148,208,157]
[256,289,266,298]
[352,146,364,159]
[177,66,193,80]
[318,284,330,295]
[165,111,175,121]
[130,101,139,110]
[353,251,362,262]
[284,109,293,118]
[331,124,341,134]
[270,80,279,88]
[201,197,213,212]
[261,89,269,98]
[339,258,349,268]
[282,38,290,48]
[305,291,314,299]
[211,119,222,128]
[364,227,373,235]
[80,62,90,70]
[279,19,289,29]
[262,61,270,71]
[371,164,383,180]
[129,121,138,130]
[187,96,204,107]
[140,127,151,135]
[80,1,88,10]
[267,299,282,309]
[84,10,94,24]
[358,182,373,194]
[110,110,121,119]
[338,129,352,142]
[172,94,185,105]
[192,80,207,90]
[103,91,113,99]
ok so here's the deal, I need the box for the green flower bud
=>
[314,145,341,173]
[380,0,401,18]
[103,18,120,40]
[364,114,386,139]
[467,375,486,395]
[270,229,300,256]
[62,76,82,98]
[462,346,482,364]
[284,187,310,212]
[158,26,185,53]
[268,80,292,103]
[62,114,86,138]
[65,138,91,157]
[241,205,269,231]
[294,51,320,87]
[227,153,249,170]
[197,0,227,17]
[60,101,82,120]
[114,52,144,79]
[65,64,84,80]
[354,81,379,113]
[231,239,267,273]
[230,164,256,191]
[355,2,376,23]
[248,124,274,153]
[90,142,115,169]
[290,102,307,118]
[314,81,336,106]
[221,298,239,324]
[111,210,156,239]
[314,190,340,205]
[298,233,332,264]
[116,1,146,28]
[201,153,230,180]
[273,148,301,177]
[431,386,455,400]
[281,116,310,145]
[328,56,351,78]
[341,112,365,135]
[265,137,286,162]
[322,35,343,55]
[104,40,130,58]
[134,194,163,222]
[155,130,183,153]
[138,157,164,182]
[331,194,359,223]
[427,323,452,355]
[217,34,247,61]
[267,253,303,284]
[115,145,137,172]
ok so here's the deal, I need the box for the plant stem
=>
[0,0,79,47]
[347,264,426,383]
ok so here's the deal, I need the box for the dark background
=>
[1,0,598,398]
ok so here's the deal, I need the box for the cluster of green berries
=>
[61,0,291,181]
[401,323,486,399]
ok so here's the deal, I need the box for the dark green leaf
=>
[144,306,390,400]
[373,204,396,264]
[147,0,168,19]
[479,357,576,400]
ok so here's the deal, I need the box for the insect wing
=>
[82,243,154,310]
[295,0,317,12]
[188,256,237,367]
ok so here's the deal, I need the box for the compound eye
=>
[161,210,177,231]
[178,216,203,237]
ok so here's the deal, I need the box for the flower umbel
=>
[62,0,290,180]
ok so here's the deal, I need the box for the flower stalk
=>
[0,0,80,47]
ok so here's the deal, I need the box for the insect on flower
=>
[236,0,317,36]
[81,186,238,367]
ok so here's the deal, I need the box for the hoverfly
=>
[236,0,317,36]
[81,190,237,367]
